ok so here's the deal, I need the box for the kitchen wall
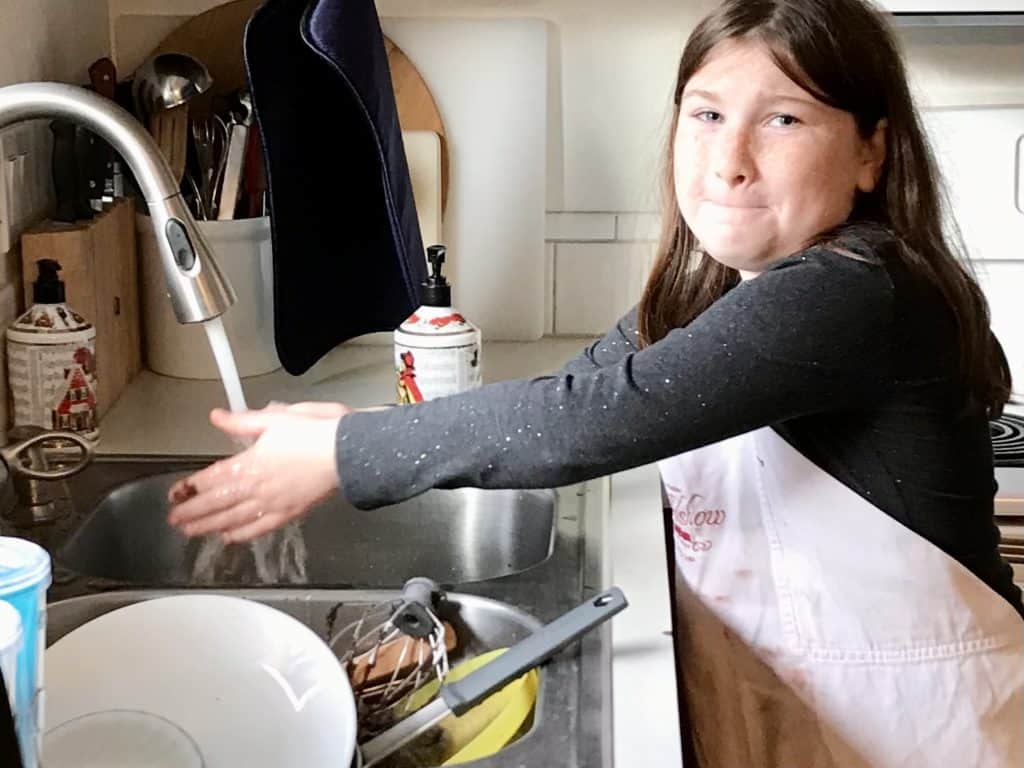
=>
[106,2,1024,394]
[15,1,1023,399]
[0,0,111,434]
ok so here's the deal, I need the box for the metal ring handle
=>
[1,430,94,480]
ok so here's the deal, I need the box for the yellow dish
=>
[402,647,539,765]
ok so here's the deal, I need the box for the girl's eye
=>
[694,110,722,123]
[770,114,801,127]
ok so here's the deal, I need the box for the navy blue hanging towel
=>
[244,0,427,374]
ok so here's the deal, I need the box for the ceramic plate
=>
[44,594,357,767]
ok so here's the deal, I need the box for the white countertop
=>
[96,337,682,768]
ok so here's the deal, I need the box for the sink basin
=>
[58,459,557,588]
[26,456,613,768]
[45,588,548,768]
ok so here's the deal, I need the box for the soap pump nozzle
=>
[33,259,66,304]
[421,245,452,307]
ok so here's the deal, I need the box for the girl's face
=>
[674,38,887,276]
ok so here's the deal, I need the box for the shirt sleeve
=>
[337,246,898,509]
[554,306,641,376]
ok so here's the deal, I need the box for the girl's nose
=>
[712,126,754,187]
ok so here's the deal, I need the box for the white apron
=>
[659,427,1024,767]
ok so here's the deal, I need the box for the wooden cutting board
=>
[383,37,449,213]
[147,0,449,211]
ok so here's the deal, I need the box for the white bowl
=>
[43,709,203,768]
[44,594,357,767]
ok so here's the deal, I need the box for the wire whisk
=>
[328,578,455,738]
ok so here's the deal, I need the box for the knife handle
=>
[73,128,98,218]
[88,58,116,100]
[88,58,118,202]
[50,120,79,223]
[216,123,248,221]
[243,122,268,218]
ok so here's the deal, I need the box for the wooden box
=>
[20,197,142,418]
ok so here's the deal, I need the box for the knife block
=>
[20,197,141,418]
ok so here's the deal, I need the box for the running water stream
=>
[189,318,308,585]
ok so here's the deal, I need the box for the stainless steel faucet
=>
[0,82,236,323]
[0,82,238,523]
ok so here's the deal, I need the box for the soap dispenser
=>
[6,259,98,440]
[394,245,481,404]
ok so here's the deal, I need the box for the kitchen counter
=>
[94,337,683,768]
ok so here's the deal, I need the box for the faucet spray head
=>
[0,82,235,323]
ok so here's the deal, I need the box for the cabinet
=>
[882,1,1024,11]
[881,0,1024,25]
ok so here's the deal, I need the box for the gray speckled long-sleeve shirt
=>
[336,225,1023,616]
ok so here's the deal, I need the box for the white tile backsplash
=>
[554,241,654,335]
[110,2,1024,350]
[546,212,617,241]
[922,106,1024,261]
[616,213,662,242]
[545,242,555,335]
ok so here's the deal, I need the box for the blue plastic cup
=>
[0,600,22,711]
[0,537,51,768]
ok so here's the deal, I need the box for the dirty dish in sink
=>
[401,647,539,765]
[42,709,203,767]
[44,594,355,768]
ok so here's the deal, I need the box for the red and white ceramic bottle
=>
[393,245,481,404]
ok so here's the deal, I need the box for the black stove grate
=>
[991,413,1024,468]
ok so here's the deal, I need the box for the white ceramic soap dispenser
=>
[6,259,98,440]
[393,245,481,404]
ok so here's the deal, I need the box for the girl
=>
[168,0,1024,764]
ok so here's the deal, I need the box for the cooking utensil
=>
[87,57,118,202]
[330,577,453,736]
[132,53,212,186]
[242,119,267,218]
[357,588,626,766]
[348,622,457,692]
[183,170,206,220]
[190,115,226,219]
[49,120,79,223]
[213,123,245,219]
[214,90,251,220]
[72,127,99,217]
[131,52,212,124]
[147,0,262,104]
[401,647,539,766]
[149,103,190,184]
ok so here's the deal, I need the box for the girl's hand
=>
[166,402,353,543]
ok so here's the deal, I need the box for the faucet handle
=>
[1,426,93,481]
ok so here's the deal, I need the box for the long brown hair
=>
[639,0,1011,416]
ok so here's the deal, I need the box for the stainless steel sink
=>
[46,588,553,767]
[10,455,614,767]
[57,461,556,588]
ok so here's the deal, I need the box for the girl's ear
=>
[857,118,888,194]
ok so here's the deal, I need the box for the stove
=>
[991,412,1024,468]
[992,411,1024,586]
